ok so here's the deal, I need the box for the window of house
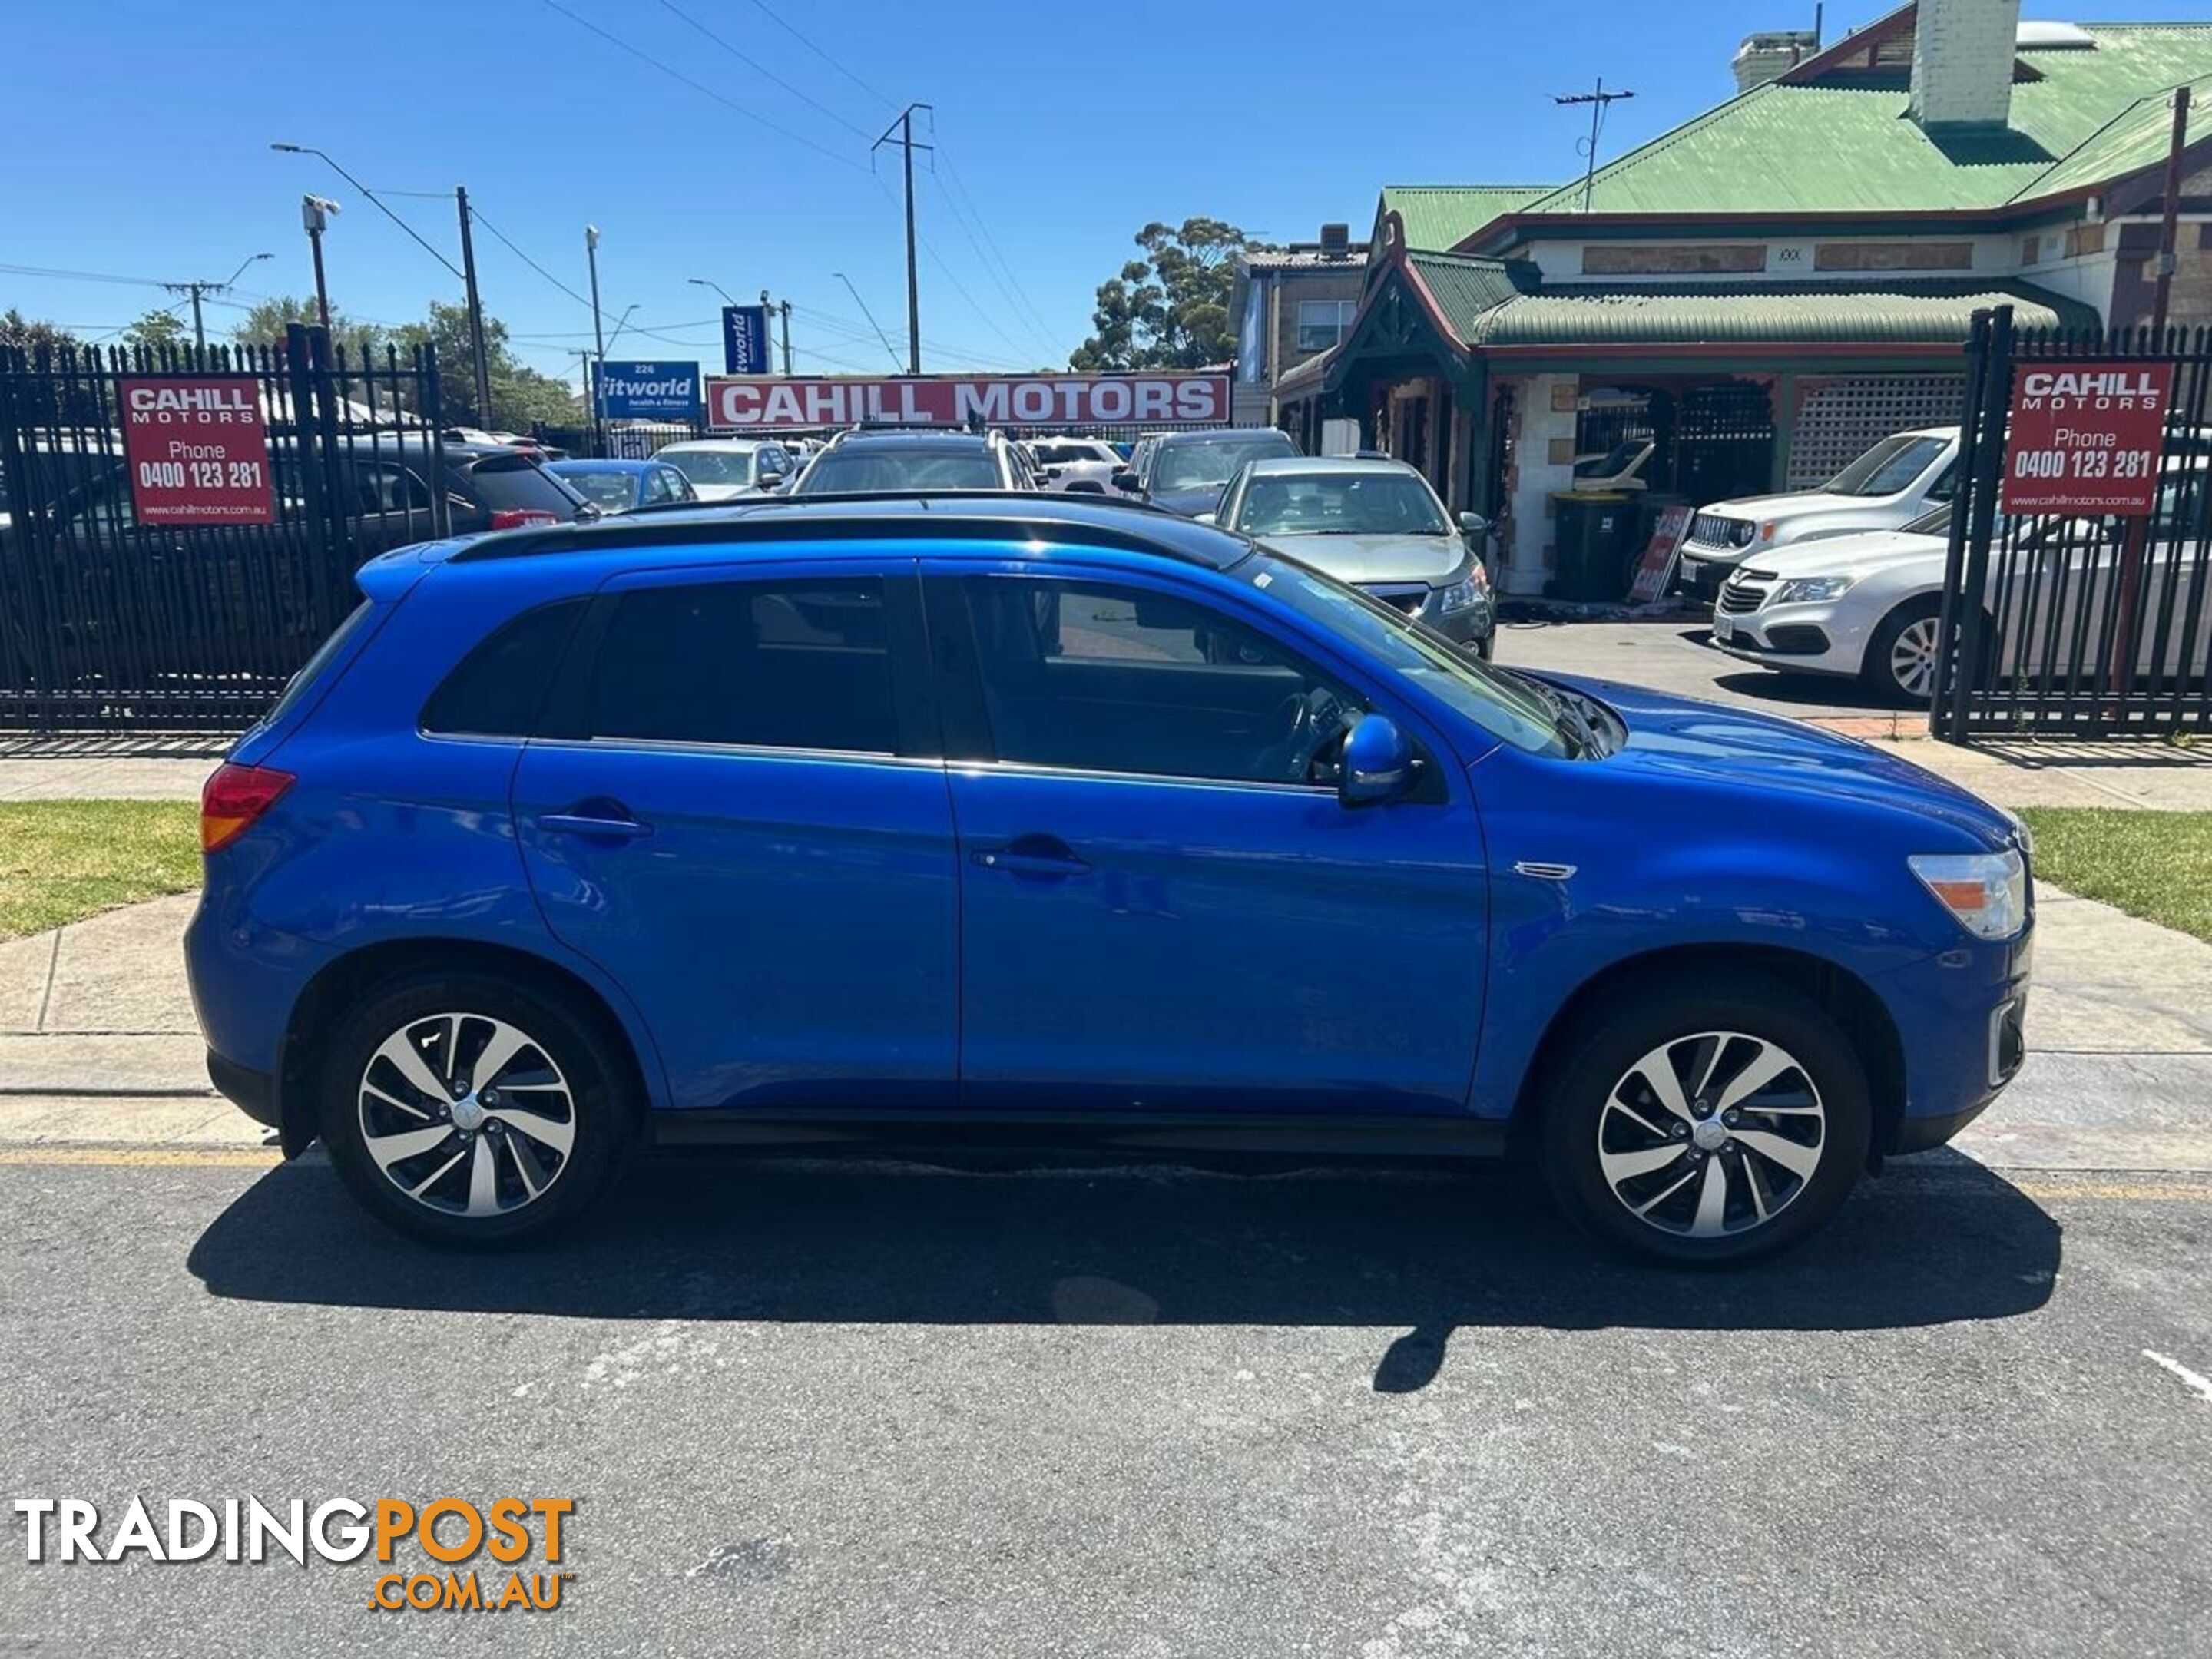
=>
[587,578,897,753]
[1296,300,1357,353]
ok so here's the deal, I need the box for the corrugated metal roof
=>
[1380,185,1551,251]
[1405,252,1538,332]
[1510,24,2212,219]
[2017,70,2212,199]
[1457,282,2095,349]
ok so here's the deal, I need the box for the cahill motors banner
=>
[704,373,1230,431]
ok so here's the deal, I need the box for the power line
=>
[469,207,598,313]
[740,0,896,109]
[927,157,1059,358]
[870,174,1030,365]
[657,0,875,140]
[935,145,1060,353]
[537,0,866,172]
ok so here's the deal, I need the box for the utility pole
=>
[584,225,608,421]
[161,253,271,355]
[300,196,339,329]
[1554,80,1635,214]
[454,187,494,425]
[873,104,933,374]
[763,289,793,375]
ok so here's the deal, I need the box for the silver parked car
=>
[1208,457,1496,657]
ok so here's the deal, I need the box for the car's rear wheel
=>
[319,970,632,1247]
[1538,973,1871,1264]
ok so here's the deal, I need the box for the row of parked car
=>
[552,425,1502,659]
[1680,424,2212,704]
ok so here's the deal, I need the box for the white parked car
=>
[1027,438,1122,494]
[654,439,795,502]
[1711,478,2211,704]
[1678,426,1961,602]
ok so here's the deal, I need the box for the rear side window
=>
[587,578,897,753]
[264,600,376,729]
[455,454,582,515]
[421,599,588,736]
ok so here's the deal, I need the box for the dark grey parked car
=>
[1113,427,1296,517]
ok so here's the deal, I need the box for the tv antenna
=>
[1555,78,1636,214]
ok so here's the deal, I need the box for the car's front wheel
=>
[1863,596,1943,705]
[1539,973,1872,1264]
[319,970,633,1247]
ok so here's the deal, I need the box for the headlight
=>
[1437,573,1486,614]
[1772,575,1855,604]
[1909,849,2028,940]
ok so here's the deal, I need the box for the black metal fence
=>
[0,326,441,730]
[1933,306,2212,741]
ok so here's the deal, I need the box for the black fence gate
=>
[0,326,442,730]
[1932,306,2212,741]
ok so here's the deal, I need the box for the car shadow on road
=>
[187,1147,2058,1392]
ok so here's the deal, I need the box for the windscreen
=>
[461,453,585,515]
[794,448,1001,493]
[1234,472,1451,537]
[1154,435,1294,492]
[554,469,641,511]
[660,449,755,485]
[1823,435,1946,498]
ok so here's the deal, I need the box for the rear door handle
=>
[538,810,652,841]
[972,836,1089,877]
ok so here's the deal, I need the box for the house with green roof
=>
[1276,2,2212,598]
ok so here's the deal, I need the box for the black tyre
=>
[1861,596,1944,706]
[318,969,634,1247]
[1538,972,1872,1265]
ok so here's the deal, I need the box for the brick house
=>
[1277,2,2212,595]
[1227,225,1369,429]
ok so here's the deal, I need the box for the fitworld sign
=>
[704,373,1230,431]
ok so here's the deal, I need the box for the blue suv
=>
[187,495,2032,1263]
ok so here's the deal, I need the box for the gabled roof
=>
[2015,70,2212,201]
[1405,251,1538,333]
[1492,22,2212,223]
[1378,185,1551,253]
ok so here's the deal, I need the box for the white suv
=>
[1678,427,1960,603]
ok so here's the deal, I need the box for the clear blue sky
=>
[8,1,2208,384]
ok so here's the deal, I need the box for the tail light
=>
[200,763,294,853]
[488,508,561,531]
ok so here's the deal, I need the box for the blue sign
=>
[722,305,771,375]
[595,360,699,420]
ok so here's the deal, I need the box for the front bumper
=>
[1361,581,1494,654]
[1875,919,2034,1155]
[1710,596,1866,679]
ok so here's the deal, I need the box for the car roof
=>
[827,430,991,450]
[1240,456,1421,478]
[547,457,656,473]
[1153,427,1293,446]
[445,491,1253,570]
[657,439,761,453]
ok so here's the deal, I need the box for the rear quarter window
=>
[420,598,590,737]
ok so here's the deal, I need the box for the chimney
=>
[1909,0,2022,130]
[1731,30,1820,94]
[1319,222,1350,255]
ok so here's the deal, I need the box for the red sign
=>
[118,376,275,525]
[704,373,1230,432]
[1629,503,1691,604]
[2002,360,2172,516]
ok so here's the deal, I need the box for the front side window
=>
[588,578,897,753]
[965,577,1366,786]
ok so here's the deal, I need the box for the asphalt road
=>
[3,1148,2210,1657]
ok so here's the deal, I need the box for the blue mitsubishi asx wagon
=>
[186,494,2032,1263]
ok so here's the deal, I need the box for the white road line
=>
[2142,1349,2212,1404]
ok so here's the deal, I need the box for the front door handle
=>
[972,835,1089,878]
[538,806,652,841]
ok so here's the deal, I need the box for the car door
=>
[512,558,958,1111]
[928,563,1489,1116]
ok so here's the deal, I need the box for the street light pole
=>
[300,195,339,330]
[687,276,739,308]
[834,273,905,371]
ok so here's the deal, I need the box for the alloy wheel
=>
[356,1012,577,1218]
[1889,616,1941,701]
[1598,1031,1826,1240]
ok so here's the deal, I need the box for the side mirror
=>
[1193,510,1217,525]
[1111,469,1138,492]
[1457,511,1490,537]
[1339,713,1418,807]
[757,470,785,490]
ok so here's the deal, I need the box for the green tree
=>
[385,301,581,430]
[121,309,188,351]
[0,310,84,358]
[1070,217,1265,371]
[231,294,370,349]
